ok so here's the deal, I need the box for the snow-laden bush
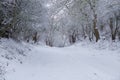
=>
[0,38,31,63]
[0,38,32,80]
[0,62,6,80]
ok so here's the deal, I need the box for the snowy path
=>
[6,45,120,80]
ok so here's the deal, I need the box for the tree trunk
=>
[93,14,100,42]
[109,18,117,41]
[33,32,38,43]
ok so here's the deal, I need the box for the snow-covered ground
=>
[0,39,120,80]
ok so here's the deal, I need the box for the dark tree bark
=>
[33,32,38,43]
[93,14,100,42]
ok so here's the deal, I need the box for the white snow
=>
[1,40,119,80]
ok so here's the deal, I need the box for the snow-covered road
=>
[6,45,120,80]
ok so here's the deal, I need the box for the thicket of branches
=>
[0,0,120,47]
